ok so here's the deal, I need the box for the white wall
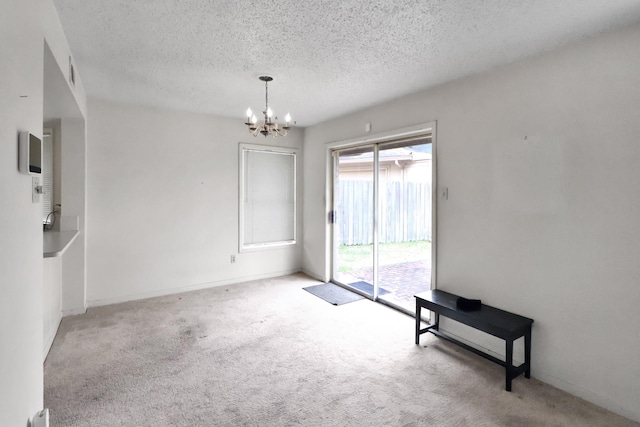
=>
[43,38,88,317]
[60,118,87,314]
[0,3,44,425]
[0,0,86,425]
[86,100,304,306]
[43,257,62,359]
[303,23,640,422]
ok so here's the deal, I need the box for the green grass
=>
[338,240,431,272]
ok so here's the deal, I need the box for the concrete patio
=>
[338,259,431,312]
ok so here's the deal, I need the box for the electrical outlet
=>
[32,176,42,203]
[230,255,236,263]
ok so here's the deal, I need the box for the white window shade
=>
[240,144,297,250]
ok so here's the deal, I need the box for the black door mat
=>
[348,281,391,296]
[303,283,365,306]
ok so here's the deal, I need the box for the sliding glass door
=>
[376,140,432,311]
[332,145,376,296]
[332,137,433,314]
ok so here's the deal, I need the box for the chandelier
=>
[244,76,292,137]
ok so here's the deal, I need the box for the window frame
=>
[238,143,298,252]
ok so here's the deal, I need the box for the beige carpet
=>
[44,273,637,426]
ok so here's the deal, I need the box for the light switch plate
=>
[441,186,448,200]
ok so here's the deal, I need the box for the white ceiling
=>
[53,0,640,127]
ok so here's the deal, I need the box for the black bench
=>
[415,289,534,391]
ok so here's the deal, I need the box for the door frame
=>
[325,121,438,306]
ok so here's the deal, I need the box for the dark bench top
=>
[415,289,534,340]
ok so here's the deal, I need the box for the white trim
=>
[325,121,437,291]
[86,269,301,308]
[238,143,299,252]
[300,268,325,283]
[373,144,380,299]
[430,122,438,290]
[330,151,339,282]
[62,306,87,317]
[43,316,62,361]
[240,240,297,252]
[533,370,640,423]
[325,122,435,150]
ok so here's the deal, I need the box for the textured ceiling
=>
[53,0,640,127]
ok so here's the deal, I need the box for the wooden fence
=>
[338,181,432,245]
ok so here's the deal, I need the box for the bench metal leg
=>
[415,301,421,344]
[525,327,532,378]
[505,339,514,392]
[415,303,440,345]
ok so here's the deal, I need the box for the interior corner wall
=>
[60,118,87,314]
[0,0,86,425]
[302,23,640,423]
[85,99,304,306]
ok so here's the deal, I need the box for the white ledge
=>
[43,230,79,258]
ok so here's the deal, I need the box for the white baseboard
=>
[86,269,302,308]
[62,306,87,317]
[437,327,639,424]
[43,316,62,362]
[533,371,639,424]
[300,268,326,283]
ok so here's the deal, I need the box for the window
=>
[239,143,297,251]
